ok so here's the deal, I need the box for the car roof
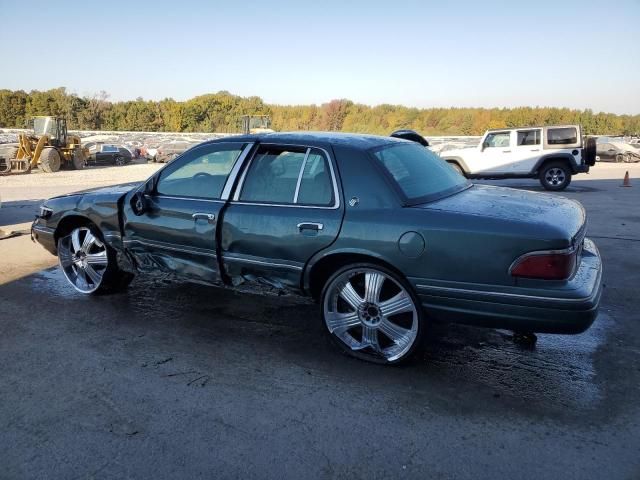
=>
[205,131,404,150]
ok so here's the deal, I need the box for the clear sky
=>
[1,0,639,114]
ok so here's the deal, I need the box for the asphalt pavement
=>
[0,163,639,479]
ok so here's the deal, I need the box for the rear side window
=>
[517,130,541,146]
[547,127,578,145]
[240,146,334,206]
[372,143,469,204]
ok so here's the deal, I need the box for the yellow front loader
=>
[0,116,88,175]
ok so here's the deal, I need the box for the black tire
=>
[448,161,465,177]
[0,145,17,176]
[57,222,134,294]
[114,155,126,166]
[583,137,597,166]
[72,148,86,170]
[320,262,425,365]
[539,161,572,191]
[615,153,624,163]
[40,148,61,173]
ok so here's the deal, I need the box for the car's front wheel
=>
[321,263,424,364]
[57,225,133,294]
[539,162,571,191]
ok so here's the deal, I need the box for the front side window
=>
[484,132,511,148]
[547,127,578,145]
[240,146,334,206]
[373,143,470,204]
[156,143,245,200]
[517,129,541,146]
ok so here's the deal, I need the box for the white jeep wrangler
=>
[440,125,597,191]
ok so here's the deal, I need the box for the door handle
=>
[192,212,216,223]
[502,150,512,153]
[297,222,323,232]
[530,149,540,152]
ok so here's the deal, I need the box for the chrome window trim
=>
[220,142,255,200]
[222,255,303,271]
[293,148,311,203]
[232,143,340,210]
[124,238,217,258]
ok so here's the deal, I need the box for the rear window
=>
[547,127,578,145]
[372,143,470,204]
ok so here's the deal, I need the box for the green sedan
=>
[32,132,602,364]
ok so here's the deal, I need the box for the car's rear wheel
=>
[57,225,133,294]
[114,155,126,166]
[321,263,424,364]
[539,162,571,191]
[615,153,625,163]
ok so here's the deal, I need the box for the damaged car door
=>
[221,144,343,289]
[122,142,252,283]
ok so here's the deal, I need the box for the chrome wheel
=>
[544,167,566,186]
[323,267,419,362]
[58,227,108,293]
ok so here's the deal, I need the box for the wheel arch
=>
[304,249,408,301]
[441,156,469,173]
[54,213,95,243]
[533,153,577,175]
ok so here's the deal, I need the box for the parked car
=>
[440,125,596,191]
[595,141,640,163]
[88,144,132,166]
[31,133,602,364]
[155,141,197,163]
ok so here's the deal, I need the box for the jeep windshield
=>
[372,142,471,205]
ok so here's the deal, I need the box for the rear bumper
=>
[412,238,602,334]
[31,219,57,255]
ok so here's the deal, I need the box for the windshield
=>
[372,143,470,204]
[32,117,57,138]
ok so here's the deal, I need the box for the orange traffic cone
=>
[621,171,632,187]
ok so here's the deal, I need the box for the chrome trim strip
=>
[153,195,225,204]
[293,148,311,203]
[124,238,217,258]
[220,142,255,200]
[222,255,303,271]
[232,144,340,210]
[32,225,54,234]
[415,282,599,304]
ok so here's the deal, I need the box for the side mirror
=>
[130,191,147,216]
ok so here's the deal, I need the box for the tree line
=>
[0,87,638,136]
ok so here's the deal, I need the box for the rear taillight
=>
[510,249,577,280]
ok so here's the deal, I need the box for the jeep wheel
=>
[448,162,465,177]
[539,162,571,191]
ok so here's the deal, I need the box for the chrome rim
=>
[545,167,565,186]
[324,268,419,362]
[58,227,108,293]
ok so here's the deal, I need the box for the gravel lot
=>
[0,162,639,479]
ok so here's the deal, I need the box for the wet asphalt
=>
[1,171,640,479]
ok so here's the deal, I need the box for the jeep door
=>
[509,128,543,173]
[122,142,252,283]
[220,143,343,290]
[473,131,512,174]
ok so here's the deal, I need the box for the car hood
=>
[49,182,142,200]
[414,184,586,244]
